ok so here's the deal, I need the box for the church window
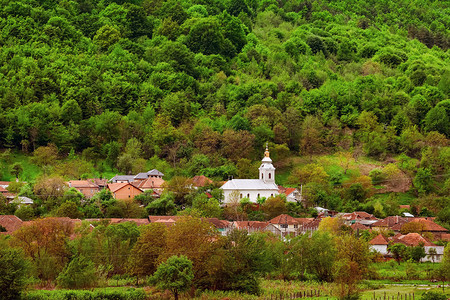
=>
[269,173,271,179]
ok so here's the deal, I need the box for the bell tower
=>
[259,143,275,184]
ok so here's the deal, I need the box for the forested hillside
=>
[0,0,449,216]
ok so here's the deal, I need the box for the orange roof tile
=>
[370,234,389,245]
[0,186,8,193]
[391,233,436,247]
[351,222,370,231]
[269,214,299,225]
[295,218,314,225]
[135,177,165,189]
[67,180,99,188]
[409,218,448,232]
[192,175,213,187]
[108,182,143,193]
[0,215,23,234]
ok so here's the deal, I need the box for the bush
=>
[23,288,147,300]
[421,291,448,300]
[57,256,97,289]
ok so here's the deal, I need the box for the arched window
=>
[271,194,273,197]
[261,173,263,179]
[257,193,260,198]
[247,194,250,198]
[269,173,271,179]
[240,194,242,199]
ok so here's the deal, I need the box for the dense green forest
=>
[0,0,449,220]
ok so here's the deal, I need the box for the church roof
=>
[221,179,278,190]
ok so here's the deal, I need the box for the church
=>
[221,146,279,203]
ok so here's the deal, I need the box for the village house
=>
[67,179,102,198]
[133,177,165,195]
[107,182,143,200]
[269,214,300,236]
[232,221,281,235]
[341,211,378,226]
[0,215,23,235]
[221,146,279,203]
[405,218,449,240]
[278,186,302,203]
[369,232,445,262]
[370,216,409,232]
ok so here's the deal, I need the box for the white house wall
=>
[223,189,278,203]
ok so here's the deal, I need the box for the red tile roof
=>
[67,180,99,189]
[351,222,370,231]
[234,221,271,230]
[409,218,448,232]
[109,218,150,226]
[295,218,314,225]
[269,214,299,225]
[192,175,213,187]
[342,211,377,221]
[134,177,165,189]
[148,216,180,223]
[391,233,436,247]
[0,215,23,234]
[369,234,389,245]
[0,186,8,193]
[207,218,231,229]
[108,182,143,193]
[371,216,409,228]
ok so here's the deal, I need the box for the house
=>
[206,218,232,235]
[370,216,409,233]
[147,169,164,179]
[278,186,302,203]
[110,175,136,183]
[406,218,449,240]
[369,234,390,255]
[107,183,143,200]
[67,180,101,198]
[134,177,165,194]
[369,232,445,262]
[341,211,378,226]
[221,146,279,203]
[148,215,181,227]
[0,181,10,189]
[11,196,34,206]
[269,214,301,236]
[299,218,322,235]
[232,221,281,235]
[0,215,23,235]
[111,169,164,183]
[192,175,214,188]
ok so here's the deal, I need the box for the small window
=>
[271,194,273,197]
[269,173,271,179]
[240,194,242,199]
[247,194,250,198]
[257,193,260,198]
[262,173,263,179]
[281,224,288,228]
[294,225,298,228]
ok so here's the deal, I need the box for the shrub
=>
[57,256,97,289]
[421,291,448,300]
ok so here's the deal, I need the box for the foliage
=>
[151,255,194,300]
[57,255,98,289]
[0,240,30,300]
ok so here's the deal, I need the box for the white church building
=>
[221,146,279,203]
